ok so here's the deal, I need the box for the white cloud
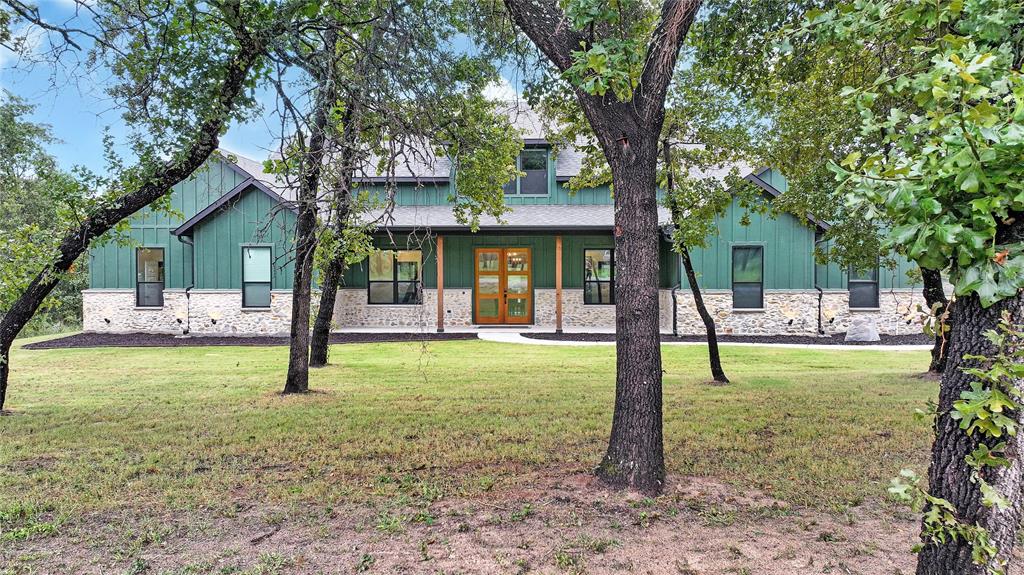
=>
[482,76,522,103]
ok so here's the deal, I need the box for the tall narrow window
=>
[503,148,549,195]
[584,248,614,304]
[368,250,422,304]
[136,248,164,307]
[848,265,880,308]
[732,246,763,309]
[242,246,272,308]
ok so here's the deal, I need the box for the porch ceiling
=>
[367,204,673,232]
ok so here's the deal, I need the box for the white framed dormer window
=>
[503,148,549,196]
[849,264,880,309]
[136,247,165,307]
[242,245,272,308]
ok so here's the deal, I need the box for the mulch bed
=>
[523,332,933,346]
[23,331,478,350]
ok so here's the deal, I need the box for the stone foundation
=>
[332,288,473,329]
[84,287,928,336]
[83,289,294,336]
[671,289,927,336]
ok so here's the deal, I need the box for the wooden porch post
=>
[436,234,445,333]
[555,235,563,333]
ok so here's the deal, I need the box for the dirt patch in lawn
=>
[2,471,971,575]
[525,332,933,346]
[22,331,478,350]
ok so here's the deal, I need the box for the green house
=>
[83,111,925,337]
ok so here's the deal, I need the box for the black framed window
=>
[242,246,272,308]
[732,246,763,309]
[503,148,548,195]
[136,247,164,307]
[368,250,422,304]
[584,248,614,305]
[849,265,880,308]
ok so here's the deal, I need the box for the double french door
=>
[474,248,532,324]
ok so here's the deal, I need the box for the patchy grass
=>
[1,339,934,522]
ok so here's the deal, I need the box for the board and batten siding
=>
[680,196,817,291]
[88,158,297,291]
[814,242,920,290]
[191,187,296,290]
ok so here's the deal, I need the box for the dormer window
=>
[504,147,549,196]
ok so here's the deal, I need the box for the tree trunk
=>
[283,68,333,393]
[309,256,344,368]
[0,341,10,414]
[595,128,666,494]
[0,26,274,411]
[921,267,950,374]
[309,101,360,369]
[682,248,729,383]
[283,208,317,393]
[916,217,1024,574]
[500,0,700,495]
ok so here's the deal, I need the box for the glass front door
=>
[474,247,532,324]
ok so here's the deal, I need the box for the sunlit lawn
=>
[0,338,935,520]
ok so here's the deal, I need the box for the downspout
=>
[814,236,826,336]
[177,234,195,336]
[671,252,683,337]
[671,283,680,337]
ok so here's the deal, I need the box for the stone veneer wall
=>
[83,289,295,335]
[332,288,473,329]
[532,288,674,331]
[671,289,927,336]
[84,287,927,336]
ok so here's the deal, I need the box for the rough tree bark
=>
[916,215,1024,575]
[283,58,334,393]
[309,103,360,368]
[921,267,950,374]
[503,0,701,493]
[0,12,282,411]
[681,248,729,383]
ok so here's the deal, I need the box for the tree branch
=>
[638,0,701,121]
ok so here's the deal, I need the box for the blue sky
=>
[0,0,304,172]
[0,1,525,173]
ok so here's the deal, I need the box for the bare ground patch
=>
[3,472,989,575]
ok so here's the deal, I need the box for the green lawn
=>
[0,339,936,520]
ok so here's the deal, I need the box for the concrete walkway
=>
[477,331,933,351]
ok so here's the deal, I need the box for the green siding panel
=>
[192,186,297,290]
[88,157,290,291]
[680,197,817,290]
[90,158,926,300]
[815,240,921,290]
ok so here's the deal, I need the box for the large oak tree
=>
[503,0,701,493]
[803,1,1024,571]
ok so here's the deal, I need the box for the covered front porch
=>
[331,230,680,333]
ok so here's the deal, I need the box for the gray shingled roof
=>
[368,204,672,231]
[217,149,294,200]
